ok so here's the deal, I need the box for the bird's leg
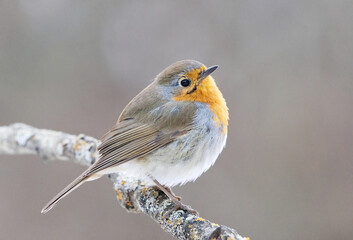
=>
[152,184,181,201]
[163,186,182,201]
[150,177,198,217]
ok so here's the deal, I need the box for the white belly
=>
[106,105,227,187]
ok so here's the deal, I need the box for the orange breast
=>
[172,76,228,134]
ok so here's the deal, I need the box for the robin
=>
[41,60,228,216]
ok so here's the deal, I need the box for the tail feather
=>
[41,174,89,214]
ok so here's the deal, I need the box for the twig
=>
[0,123,248,240]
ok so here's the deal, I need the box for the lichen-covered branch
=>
[0,123,248,240]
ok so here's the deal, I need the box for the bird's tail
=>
[41,173,91,214]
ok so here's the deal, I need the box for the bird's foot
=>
[151,184,182,201]
[164,199,199,219]
[149,177,197,218]
[165,187,182,201]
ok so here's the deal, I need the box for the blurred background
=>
[1,1,353,239]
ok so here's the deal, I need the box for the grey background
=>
[1,1,353,239]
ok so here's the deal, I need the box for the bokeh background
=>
[1,1,353,239]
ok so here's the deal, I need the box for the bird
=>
[41,60,228,216]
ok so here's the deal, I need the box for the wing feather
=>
[86,119,190,176]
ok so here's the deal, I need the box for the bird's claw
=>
[163,200,198,219]
[174,195,182,201]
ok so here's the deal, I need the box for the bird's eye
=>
[180,79,191,87]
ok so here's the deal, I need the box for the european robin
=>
[42,60,228,215]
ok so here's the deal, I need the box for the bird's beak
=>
[198,65,218,82]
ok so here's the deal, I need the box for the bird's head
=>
[155,60,228,133]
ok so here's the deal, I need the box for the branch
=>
[0,123,248,240]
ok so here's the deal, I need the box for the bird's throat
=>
[172,76,228,134]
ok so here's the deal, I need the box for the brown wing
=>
[41,118,190,214]
[86,118,190,176]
